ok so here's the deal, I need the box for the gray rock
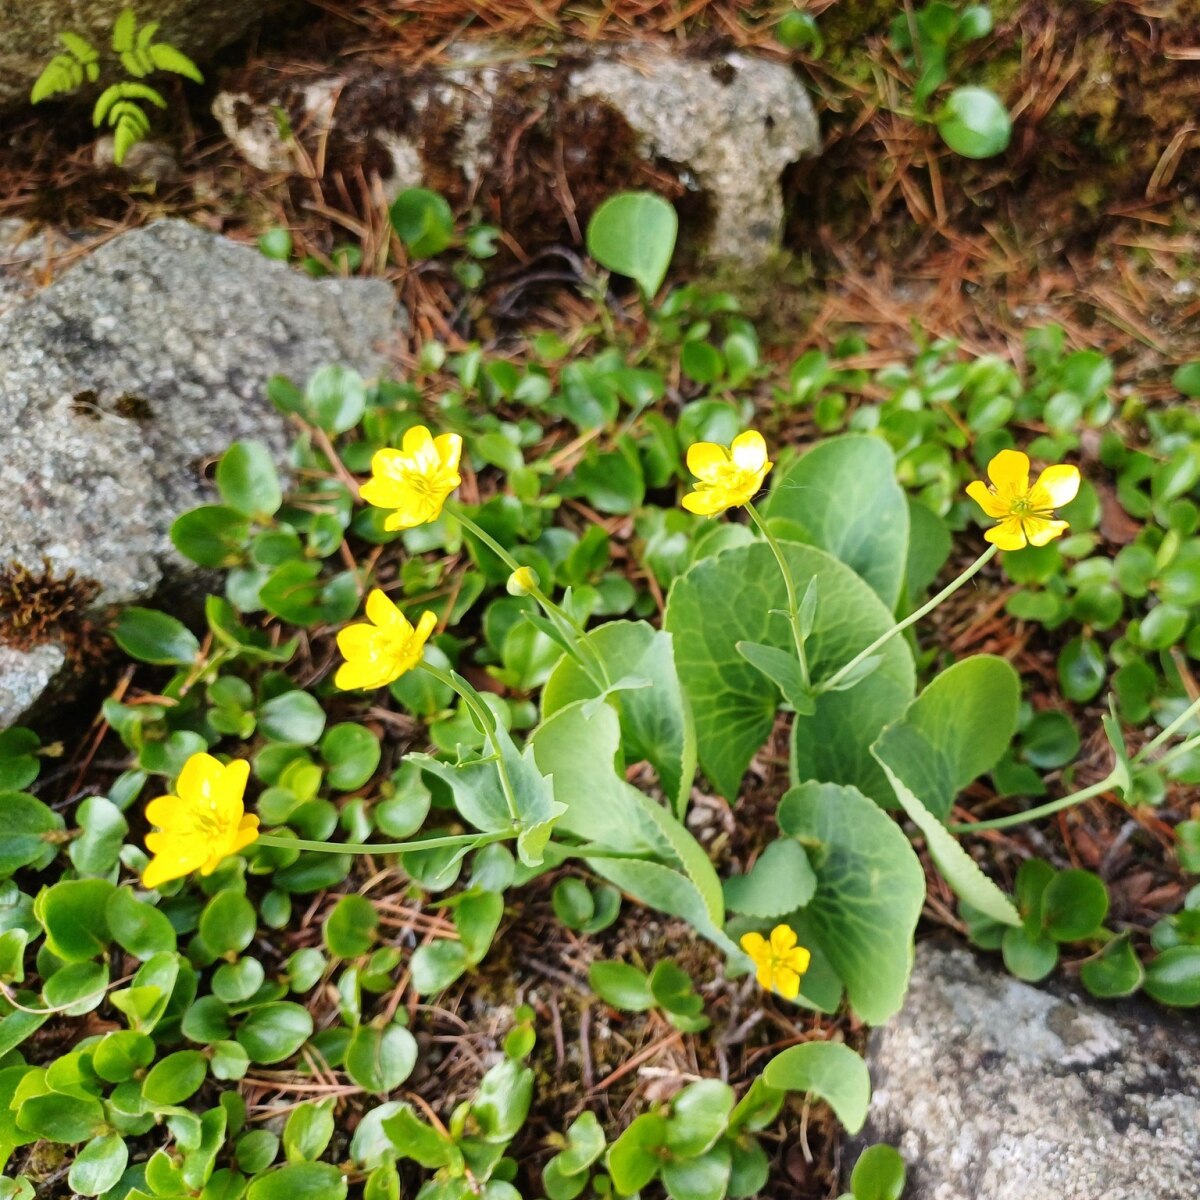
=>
[568,49,817,267]
[859,941,1200,1200]
[213,44,819,272]
[0,0,291,113]
[0,219,397,726]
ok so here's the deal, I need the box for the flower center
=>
[193,800,227,842]
[712,462,754,491]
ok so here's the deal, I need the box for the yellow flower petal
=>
[144,793,185,831]
[358,475,409,511]
[984,517,1027,551]
[769,924,798,955]
[401,424,436,463]
[414,610,438,646]
[740,931,768,959]
[1024,516,1070,547]
[366,588,407,632]
[965,479,1011,520]
[686,441,729,479]
[434,432,464,474]
[176,752,225,806]
[730,430,768,474]
[987,449,1030,493]
[773,967,802,1000]
[682,488,732,516]
[336,623,377,658]
[1033,464,1080,509]
[335,658,388,692]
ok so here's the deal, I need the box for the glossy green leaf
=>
[666,541,914,802]
[872,656,1020,820]
[763,1041,871,1133]
[586,191,678,296]
[777,782,925,1024]
[542,620,696,816]
[764,435,910,608]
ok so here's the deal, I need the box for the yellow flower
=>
[335,590,437,691]
[142,753,259,890]
[739,924,812,1001]
[682,430,773,516]
[966,449,1080,551]
[359,425,463,531]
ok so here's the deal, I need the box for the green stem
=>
[1134,692,1200,763]
[449,502,608,688]
[824,544,999,692]
[257,831,510,855]
[946,771,1119,834]
[745,502,811,690]
[419,661,522,827]
[1148,732,1200,773]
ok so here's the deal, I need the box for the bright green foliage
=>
[586,192,679,297]
[30,7,202,164]
[4,180,1197,1200]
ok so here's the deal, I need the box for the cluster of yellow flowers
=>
[140,416,1080,1003]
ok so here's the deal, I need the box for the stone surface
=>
[0,0,291,113]
[0,219,397,726]
[213,43,819,271]
[859,941,1200,1200]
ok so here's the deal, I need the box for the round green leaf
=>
[389,188,455,259]
[1144,946,1200,1007]
[0,791,65,876]
[588,961,653,1011]
[38,878,113,962]
[259,691,327,746]
[142,1050,207,1106]
[169,504,250,568]
[246,1163,348,1200]
[217,441,283,519]
[849,1144,906,1200]
[1040,869,1109,942]
[106,887,177,959]
[1057,636,1107,703]
[113,608,200,665]
[586,191,678,296]
[409,940,468,996]
[237,1002,314,1063]
[321,724,381,791]
[303,365,366,435]
[763,1041,871,1134]
[68,1133,129,1196]
[1001,924,1058,981]
[936,86,1011,158]
[323,894,379,959]
[200,890,257,957]
[283,1100,336,1163]
[1080,934,1144,998]
[345,1024,418,1094]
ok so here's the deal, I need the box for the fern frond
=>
[119,48,155,78]
[93,82,166,128]
[111,7,136,53]
[137,21,160,49]
[110,101,152,164]
[30,32,99,103]
[31,55,81,103]
[58,32,99,65]
[147,43,204,84]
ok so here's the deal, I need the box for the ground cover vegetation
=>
[1,1,1198,1197]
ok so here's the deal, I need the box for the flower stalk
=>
[745,502,812,691]
[823,544,998,692]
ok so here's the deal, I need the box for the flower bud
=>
[506,566,539,597]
